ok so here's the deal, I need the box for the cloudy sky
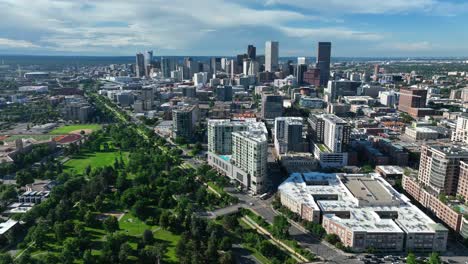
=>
[0,0,468,57]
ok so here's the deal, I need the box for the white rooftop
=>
[279,172,444,233]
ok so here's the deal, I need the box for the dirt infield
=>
[53,134,82,144]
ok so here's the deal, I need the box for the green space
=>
[50,124,102,134]
[63,150,128,175]
[2,134,55,142]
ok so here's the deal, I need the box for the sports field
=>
[50,124,102,134]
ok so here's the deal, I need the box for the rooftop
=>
[279,172,445,233]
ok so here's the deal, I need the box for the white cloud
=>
[0,38,39,48]
[279,26,383,41]
[263,0,468,15]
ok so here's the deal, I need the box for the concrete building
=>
[207,120,268,194]
[418,145,468,195]
[458,161,468,199]
[172,105,199,141]
[299,96,324,109]
[398,88,433,118]
[136,53,146,78]
[310,114,350,168]
[325,80,361,102]
[274,117,303,155]
[404,126,439,141]
[261,94,283,120]
[379,91,398,107]
[403,175,467,239]
[265,41,279,72]
[279,172,448,252]
[316,42,331,86]
[207,119,250,155]
[193,72,208,86]
[303,68,321,87]
[452,113,468,144]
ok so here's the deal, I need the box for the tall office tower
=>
[308,114,325,143]
[296,64,308,85]
[248,60,259,75]
[243,59,250,75]
[172,105,199,141]
[183,57,193,80]
[297,57,306,65]
[452,114,468,144]
[274,117,303,154]
[316,42,331,86]
[261,94,283,119]
[398,88,428,117]
[418,145,468,195]
[228,59,235,77]
[207,119,248,154]
[210,57,221,74]
[265,41,279,72]
[248,45,256,60]
[144,50,153,76]
[135,53,145,78]
[160,57,173,78]
[232,124,268,193]
[373,64,380,82]
[220,58,228,71]
[322,114,351,153]
[324,80,361,102]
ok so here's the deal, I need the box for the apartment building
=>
[279,172,448,252]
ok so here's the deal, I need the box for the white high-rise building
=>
[207,120,268,194]
[193,72,208,86]
[323,114,350,153]
[207,119,249,155]
[232,126,268,193]
[265,41,279,72]
[452,114,468,144]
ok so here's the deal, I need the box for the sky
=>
[0,0,468,57]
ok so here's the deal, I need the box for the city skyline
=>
[1,0,468,57]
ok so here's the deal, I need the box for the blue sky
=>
[0,0,468,57]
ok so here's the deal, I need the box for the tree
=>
[324,233,340,245]
[159,211,171,229]
[272,215,290,239]
[54,222,66,242]
[83,250,94,264]
[219,251,235,264]
[142,229,154,245]
[258,240,276,258]
[32,221,48,248]
[406,252,417,264]
[118,243,132,264]
[140,244,165,264]
[222,214,238,230]
[0,254,13,264]
[428,252,441,264]
[16,170,34,187]
[103,216,119,233]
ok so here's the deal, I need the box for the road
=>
[225,188,362,264]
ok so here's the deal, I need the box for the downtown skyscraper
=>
[135,52,145,78]
[265,41,279,73]
[316,42,331,86]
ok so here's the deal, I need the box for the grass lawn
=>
[50,124,102,134]
[119,214,180,263]
[3,134,54,142]
[64,150,129,175]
